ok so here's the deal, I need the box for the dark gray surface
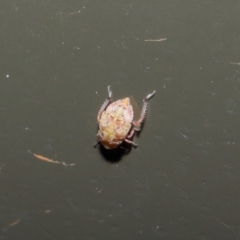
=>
[1,1,240,239]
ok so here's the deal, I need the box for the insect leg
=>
[94,141,100,148]
[97,86,113,121]
[133,90,156,131]
[127,128,135,139]
[124,138,138,148]
[94,131,103,147]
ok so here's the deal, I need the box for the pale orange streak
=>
[33,153,56,162]
[8,219,20,227]
[28,150,75,166]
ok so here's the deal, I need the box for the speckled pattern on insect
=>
[95,86,156,149]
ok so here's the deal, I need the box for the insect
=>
[95,86,156,149]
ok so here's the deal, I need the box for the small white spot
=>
[178,131,189,140]
[6,74,10,78]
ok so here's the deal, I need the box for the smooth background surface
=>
[1,1,240,239]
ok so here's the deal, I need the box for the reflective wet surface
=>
[1,1,240,239]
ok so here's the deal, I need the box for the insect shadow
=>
[98,142,132,162]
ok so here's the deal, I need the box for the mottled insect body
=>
[95,86,155,149]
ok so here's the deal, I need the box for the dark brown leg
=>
[97,86,112,121]
[133,90,156,131]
